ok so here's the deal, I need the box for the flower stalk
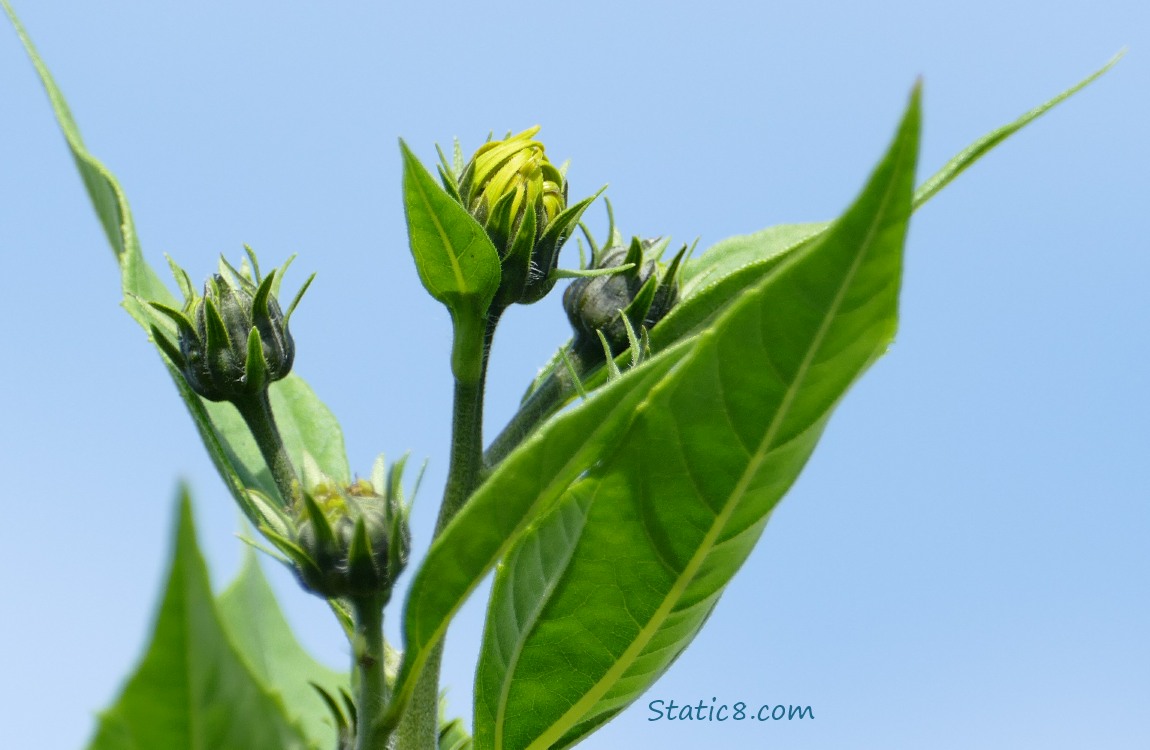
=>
[485,236,686,467]
[396,309,499,750]
[351,596,387,750]
[232,389,301,506]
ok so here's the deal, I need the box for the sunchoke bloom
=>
[452,126,588,309]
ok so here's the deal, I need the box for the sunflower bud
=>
[293,479,411,600]
[563,237,686,360]
[150,250,313,404]
[451,126,596,310]
[250,456,415,602]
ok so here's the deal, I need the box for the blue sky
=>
[1,1,1146,748]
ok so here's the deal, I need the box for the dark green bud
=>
[293,479,411,600]
[150,250,313,404]
[564,237,685,359]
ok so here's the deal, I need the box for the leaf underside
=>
[466,56,1119,750]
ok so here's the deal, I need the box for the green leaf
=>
[400,139,502,316]
[217,550,349,750]
[477,61,1123,744]
[400,139,503,380]
[1,0,170,305]
[4,2,349,517]
[86,489,311,750]
[473,87,920,750]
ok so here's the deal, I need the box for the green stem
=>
[233,389,300,506]
[434,374,487,532]
[395,310,500,750]
[351,596,387,750]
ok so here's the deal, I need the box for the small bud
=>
[251,455,417,602]
[563,237,685,359]
[452,127,596,310]
[293,479,411,600]
[150,250,313,404]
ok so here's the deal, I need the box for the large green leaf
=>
[472,89,920,750]
[400,140,501,311]
[86,490,311,750]
[3,2,350,517]
[217,551,349,750]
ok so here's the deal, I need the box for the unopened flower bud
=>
[150,250,313,404]
[451,126,596,310]
[293,479,411,600]
[564,237,685,359]
[248,456,418,602]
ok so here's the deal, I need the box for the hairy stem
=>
[395,310,500,750]
[434,374,487,531]
[352,596,388,750]
[233,389,300,506]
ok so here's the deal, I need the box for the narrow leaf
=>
[913,53,1123,209]
[3,4,350,509]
